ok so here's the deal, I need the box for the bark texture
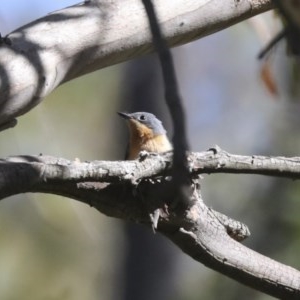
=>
[0,149,300,298]
[0,0,273,129]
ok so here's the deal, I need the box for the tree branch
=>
[0,0,273,130]
[1,148,300,298]
[3,146,300,195]
[141,0,190,209]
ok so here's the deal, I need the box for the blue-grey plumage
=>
[118,112,172,160]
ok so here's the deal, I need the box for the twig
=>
[141,0,190,204]
[260,0,300,57]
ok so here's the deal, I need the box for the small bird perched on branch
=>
[118,112,172,160]
[118,111,172,230]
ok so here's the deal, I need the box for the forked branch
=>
[0,148,300,298]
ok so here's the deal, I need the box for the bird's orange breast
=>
[127,120,172,160]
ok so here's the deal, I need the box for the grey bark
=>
[0,149,300,298]
[0,0,273,130]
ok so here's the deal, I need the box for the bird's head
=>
[118,112,167,138]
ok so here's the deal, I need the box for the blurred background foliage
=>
[0,1,299,300]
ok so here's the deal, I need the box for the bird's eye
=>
[139,115,146,121]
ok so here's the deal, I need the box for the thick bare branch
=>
[0,0,273,129]
[2,147,300,199]
[1,149,300,298]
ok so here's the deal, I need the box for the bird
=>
[118,112,172,160]
[118,111,172,230]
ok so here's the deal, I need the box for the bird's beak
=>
[117,112,132,120]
